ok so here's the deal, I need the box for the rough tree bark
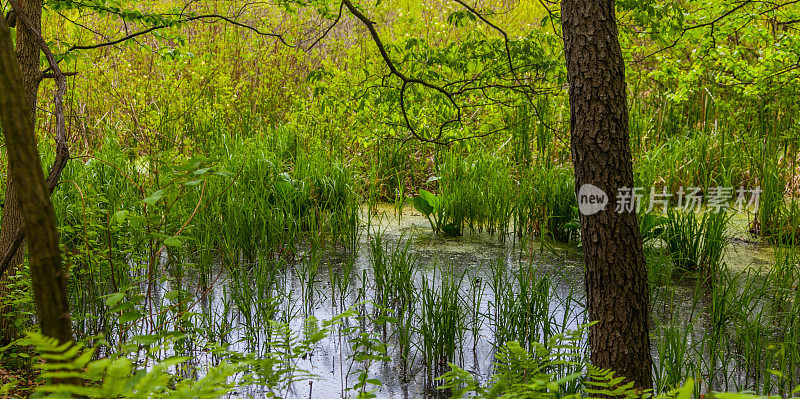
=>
[561,0,654,391]
[0,12,75,346]
[0,0,43,346]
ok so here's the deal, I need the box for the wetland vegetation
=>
[0,0,799,398]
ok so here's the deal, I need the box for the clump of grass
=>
[646,248,674,287]
[198,130,360,264]
[748,120,800,245]
[640,211,667,245]
[653,321,696,393]
[227,256,282,352]
[466,271,486,354]
[369,236,416,315]
[754,200,800,245]
[634,133,746,193]
[296,250,320,315]
[662,208,730,282]
[369,235,417,350]
[435,150,516,237]
[330,254,356,312]
[753,145,786,238]
[419,264,466,387]
[704,270,744,390]
[372,138,429,202]
[490,259,552,352]
[408,150,579,242]
[516,165,578,242]
[651,255,800,395]
[762,248,800,395]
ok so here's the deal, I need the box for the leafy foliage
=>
[15,332,234,398]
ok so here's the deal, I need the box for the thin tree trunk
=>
[0,11,74,345]
[0,180,24,345]
[561,0,654,391]
[0,0,42,346]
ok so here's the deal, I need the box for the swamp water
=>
[131,205,789,398]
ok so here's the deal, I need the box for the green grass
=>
[516,165,578,242]
[662,208,730,281]
[436,150,516,237]
[487,256,559,352]
[369,235,417,342]
[419,263,466,385]
[653,321,696,393]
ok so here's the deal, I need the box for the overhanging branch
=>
[66,12,292,53]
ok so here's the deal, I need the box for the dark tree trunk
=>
[0,0,42,345]
[0,13,74,345]
[560,0,654,391]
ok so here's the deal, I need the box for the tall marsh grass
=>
[52,127,360,342]
[369,236,417,330]
[515,165,578,242]
[419,264,466,386]
[662,209,730,281]
[20,2,800,396]
[436,151,516,237]
[652,256,800,395]
[491,262,552,351]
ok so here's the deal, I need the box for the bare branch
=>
[305,1,345,51]
[67,12,292,53]
[342,0,466,143]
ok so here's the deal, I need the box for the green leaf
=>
[109,302,133,313]
[132,335,160,345]
[158,355,190,367]
[419,189,440,210]
[163,236,183,247]
[767,369,784,378]
[142,189,166,205]
[105,292,125,307]
[412,195,432,216]
[119,310,143,323]
[102,357,133,395]
[675,378,694,399]
[164,289,182,301]
[112,210,129,225]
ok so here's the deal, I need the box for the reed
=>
[492,263,552,352]
[436,150,516,236]
[662,208,730,282]
[646,248,674,287]
[518,165,578,242]
[369,236,417,319]
[330,254,356,313]
[419,263,466,386]
[466,271,486,354]
[652,321,697,393]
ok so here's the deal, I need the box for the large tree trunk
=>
[561,0,654,391]
[0,12,74,345]
[0,0,42,345]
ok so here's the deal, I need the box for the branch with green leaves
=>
[325,0,563,144]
